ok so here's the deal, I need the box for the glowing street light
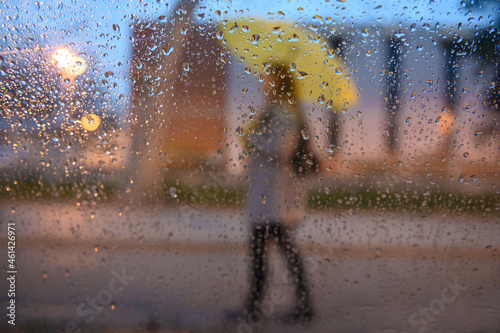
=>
[52,49,101,131]
[52,48,87,76]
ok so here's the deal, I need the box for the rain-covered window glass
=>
[1,1,498,332]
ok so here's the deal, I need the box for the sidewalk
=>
[2,201,498,252]
[1,201,499,333]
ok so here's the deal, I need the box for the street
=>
[0,201,499,333]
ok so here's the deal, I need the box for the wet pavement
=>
[1,201,499,332]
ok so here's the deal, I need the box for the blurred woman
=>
[244,64,314,323]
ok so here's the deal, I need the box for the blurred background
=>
[0,0,498,332]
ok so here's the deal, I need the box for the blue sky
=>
[0,0,492,115]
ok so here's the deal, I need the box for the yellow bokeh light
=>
[81,114,101,131]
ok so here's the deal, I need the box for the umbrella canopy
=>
[218,18,358,110]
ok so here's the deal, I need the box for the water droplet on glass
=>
[229,22,239,33]
[251,34,260,45]
[236,126,245,136]
[296,71,308,79]
[169,187,177,199]
[301,128,309,140]
[406,117,412,124]
[162,45,174,56]
[308,24,319,32]
[260,195,266,204]
[272,26,282,34]
[317,94,326,104]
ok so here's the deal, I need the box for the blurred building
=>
[131,22,227,167]
[128,19,498,182]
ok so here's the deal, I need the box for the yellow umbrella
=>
[218,18,358,110]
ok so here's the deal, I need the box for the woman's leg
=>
[275,224,312,316]
[247,224,269,314]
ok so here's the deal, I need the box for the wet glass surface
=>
[0,1,498,332]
